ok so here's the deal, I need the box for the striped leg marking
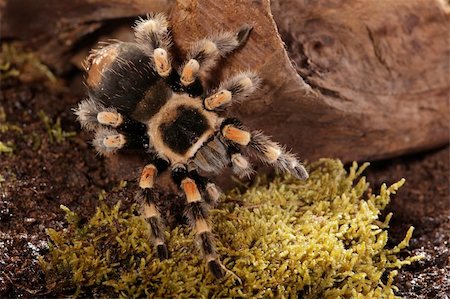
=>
[180,175,225,278]
[93,128,126,155]
[249,131,309,180]
[181,59,200,86]
[204,72,260,111]
[220,118,309,180]
[179,24,253,92]
[97,111,123,127]
[92,125,150,155]
[138,163,169,260]
[186,169,222,206]
[133,14,173,78]
[153,48,172,77]
[220,118,251,146]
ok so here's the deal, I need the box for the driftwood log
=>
[2,0,449,163]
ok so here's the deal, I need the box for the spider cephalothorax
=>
[75,14,308,279]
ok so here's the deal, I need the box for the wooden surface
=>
[169,0,449,162]
[2,0,449,163]
[270,0,450,161]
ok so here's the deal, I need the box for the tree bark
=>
[2,0,449,162]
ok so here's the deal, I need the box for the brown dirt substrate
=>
[366,147,449,298]
[0,78,448,298]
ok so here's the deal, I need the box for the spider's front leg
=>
[178,24,253,96]
[75,98,150,155]
[203,71,260,112]
[171,164,225,278]
[133,14,172,79]
[136,157,170,259]
[76,99,148,132]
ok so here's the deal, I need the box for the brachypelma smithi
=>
[75,14,308,279]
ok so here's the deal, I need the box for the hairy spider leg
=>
[133,14,172,78]
[220,118,309,180]
[76,98,148,133]
[224,142,254,178]
[75,97,151,155]
[186,166,222,206]
[136,157,170,259]
[179,24,253,95]
[133,14,199,96]
[203,71,260,112]
[171,165,225,279]
[92,128,150,155]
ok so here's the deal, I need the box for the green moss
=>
[0,106,22,155]
[38,110,76,144]
[0,43,56,82]
[40,159,421,298]
[0,141,14,154]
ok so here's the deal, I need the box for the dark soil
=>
[0,75,449,298]
[367,147,450,298]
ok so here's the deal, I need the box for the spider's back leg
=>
[133,14,191,95]
[136,157,170,260]
[220,118,309,180]
[186,166,222,206]
[171,164,226,278]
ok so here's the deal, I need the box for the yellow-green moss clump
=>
[0,43,56,82]
[40,159,420,298]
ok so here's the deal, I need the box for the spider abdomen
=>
[148,94,219,164]
[86,42,160,116]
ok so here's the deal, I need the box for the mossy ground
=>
[40,159,420,298]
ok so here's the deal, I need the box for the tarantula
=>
[75,14,308,279]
